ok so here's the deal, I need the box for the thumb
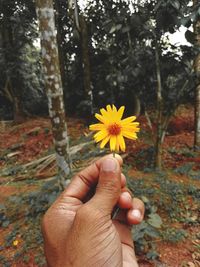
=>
[89,157,121,214]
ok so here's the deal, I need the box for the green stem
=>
[111,150,119,220]
[112,206,120,220]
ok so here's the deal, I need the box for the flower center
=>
[108,123,121,135]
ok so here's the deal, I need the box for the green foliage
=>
[22,255,30,264]
[146,250,159,260]
[161,228,187,243]
[148,213,162,229]
[189,173,200,180]
[175,163,194,175]
[127,164,199,256]
[23,178,61,218]
[4,227,19,247]
[134,146,155,170]
[168,147,196,158]
[0,255,11,267]
[131,195,163,258]
[127,173,162,255]
[0,0,47,118]
[0,178,62,265]
[0,0,196,118]
[0,204,10,228]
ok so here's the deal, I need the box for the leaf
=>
[146,250,159,260]
[185,30,195,45]
[2,220,10,228]
[132,221,148,241]
[180,17,191,28]
[109,24,122,34]
[141,196,150,204]
[145,225,160,238]
[147,213,162,228]
[170,0,180,10]
[116,24,122,31]
[109,25,116,34]
[175,163,194,175]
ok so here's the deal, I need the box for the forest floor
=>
[0,105,200,267]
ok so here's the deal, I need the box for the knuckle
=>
[41,208,52,235]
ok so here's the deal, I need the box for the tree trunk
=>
[194,0,200,151]
[70,1,94,115]
[36,0,71,187]
[132,95,141,117]
[155,45,163,170]
[1,22,25,122]
[54,0,67,92]
[79,15,94,115]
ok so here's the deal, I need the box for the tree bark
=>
[132,95,141,117]
[36,0,71,186]
[54,0,67,92]
[193,0,200,151]
[79,14,94,115]
[155,45,163,170]
[1,21,25,122]
[69,1,94,115]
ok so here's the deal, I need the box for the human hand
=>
[42,155,144,267]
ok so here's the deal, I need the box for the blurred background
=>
[0,0,200,266]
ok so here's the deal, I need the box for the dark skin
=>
[42,154,145,267]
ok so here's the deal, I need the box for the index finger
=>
[61,154,123,201]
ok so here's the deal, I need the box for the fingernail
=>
[131,209,141,220]
[121,192,132,202]
[102,158,117,172]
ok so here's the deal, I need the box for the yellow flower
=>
[89,105,140,152]
[13,240,19,246]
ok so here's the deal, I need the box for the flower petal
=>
[94,130,108,142]
[100,107,114,121]
[115,141,120,152]
[95,113,108,124]
[106,105,112,112]
[122,130,137,140]
[110,135,117,151]
[100,108,108,116]
[121,116,136,125]
[117,106,125,120]
[89,123,104,131]
[100,136,110,149]
[123,126,140,133]
[112,104,117,112]
[117,134,126,152]
[127,122,140,127]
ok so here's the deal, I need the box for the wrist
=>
[122,244,139,267]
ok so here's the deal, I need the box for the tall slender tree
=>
[72,0,94,115]
[36,0,71,187]
[155,42,163,170]
[193,0,200,151]
[79,14,94,115]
